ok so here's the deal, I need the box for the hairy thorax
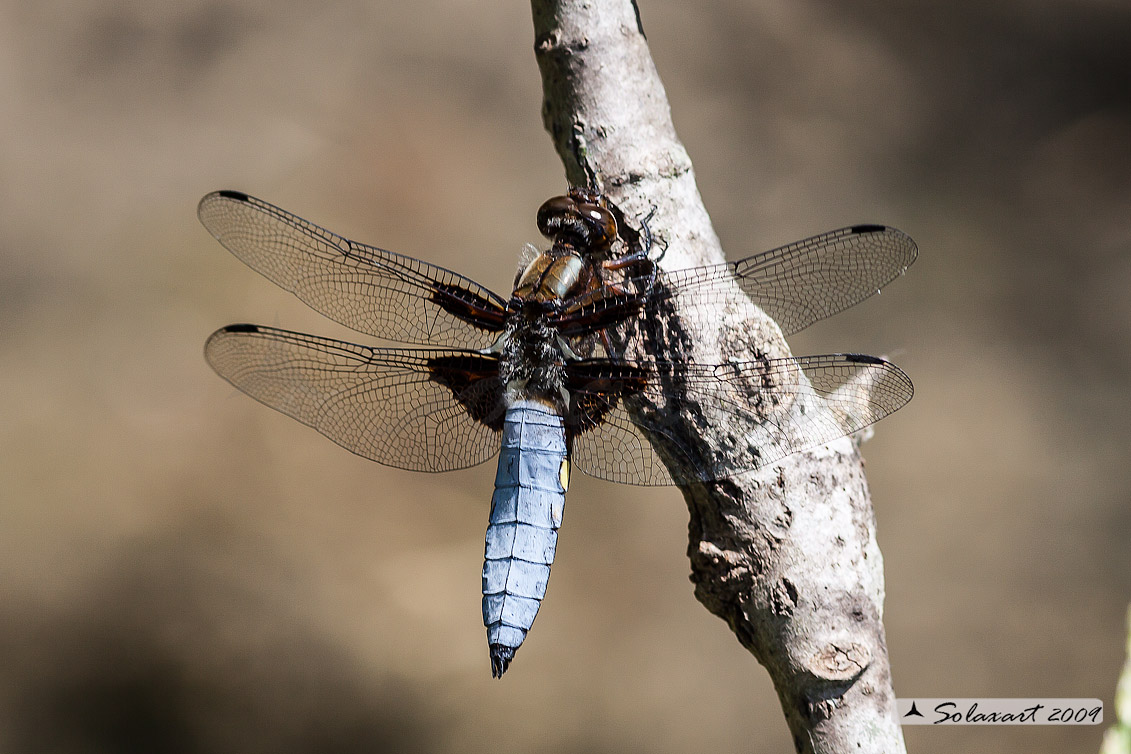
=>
[499,303,568,412]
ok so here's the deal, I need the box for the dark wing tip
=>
[843,353,916,401]
[844,353,885,365]
[851,223,918,270]
[489,645,515,678]
[220,323,260,333]
[198,190,253,225]
[205,323,261,357]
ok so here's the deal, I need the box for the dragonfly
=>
[200,187,915,677]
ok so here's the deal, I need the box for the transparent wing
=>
[199,191,508,348]
[567,353,913,486]
[599,225,916,345]
[205,324,504,472]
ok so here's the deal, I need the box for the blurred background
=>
[1,0,1128,751]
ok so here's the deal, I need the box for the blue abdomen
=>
[482,400,568,677]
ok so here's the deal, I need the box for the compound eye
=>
[536,195,576,238]
[577,204,617,249]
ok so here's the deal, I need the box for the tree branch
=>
[531,2,907,752]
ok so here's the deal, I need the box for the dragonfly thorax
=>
[498,307,569,412]
[513,249,586,304]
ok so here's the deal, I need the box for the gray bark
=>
[530,2,907,752]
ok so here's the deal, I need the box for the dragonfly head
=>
[537,193,617,253]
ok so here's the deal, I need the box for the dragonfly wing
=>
[566,353,913,486]
[199,191,508,348]
[604,225,916,350]
[205,324,504,473]
[726,224,917,335]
